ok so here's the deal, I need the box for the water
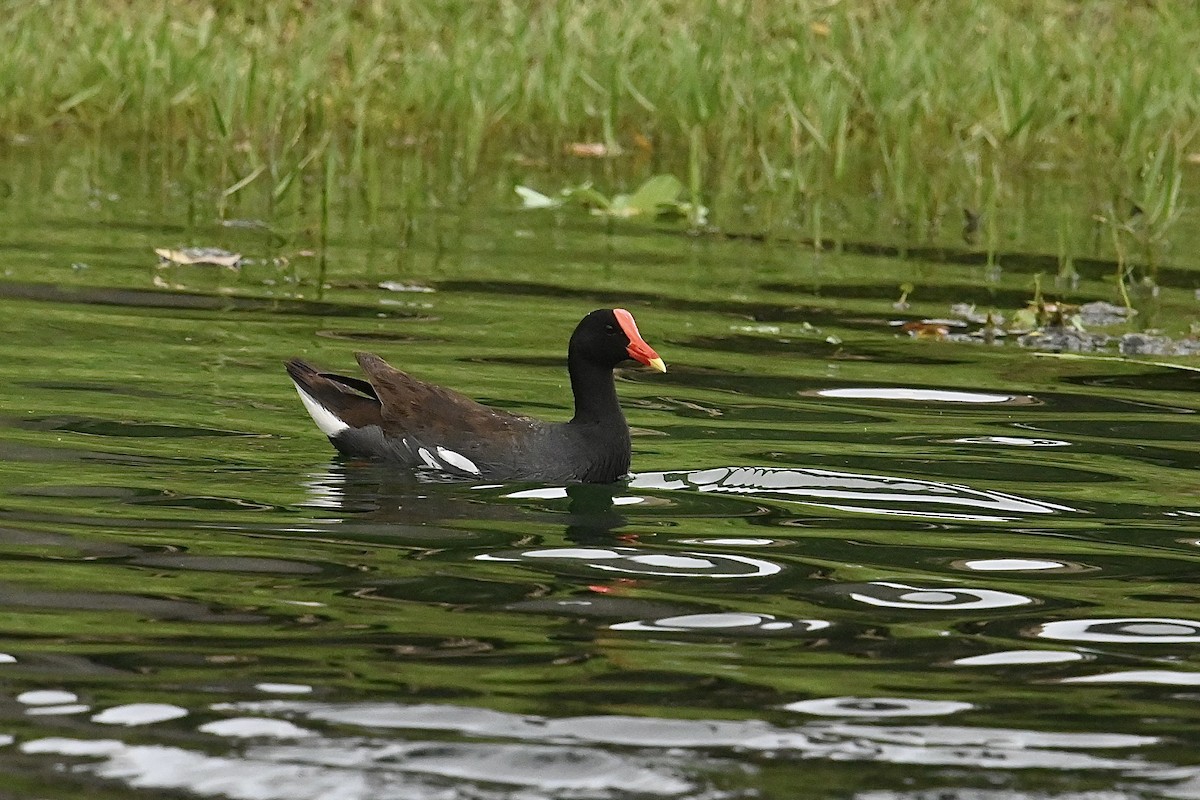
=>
[1,147,1200,799]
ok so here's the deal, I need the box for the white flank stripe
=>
[293,384,349,437]
[436,446,481,475]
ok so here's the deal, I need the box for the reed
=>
[1,0,1198,259]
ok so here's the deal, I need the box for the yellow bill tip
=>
[648,357,667,373]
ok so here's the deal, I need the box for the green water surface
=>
[1,146,1199,799]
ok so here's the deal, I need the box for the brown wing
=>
[353,352,536,440]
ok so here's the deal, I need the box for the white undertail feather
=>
[293,383,350,437]
[416,447,440,469]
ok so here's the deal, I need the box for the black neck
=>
[568,359,624,425]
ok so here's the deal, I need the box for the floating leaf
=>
[154,247,242,268]
[565,142,622,158]
[656,199,709,226]
[516,174,697,221]
[607,174,684,217]
[1010,307,1039,331]
[378,281,434,293]
[514,186,560,209]
[565,183,613,211]
[901,321,951,339]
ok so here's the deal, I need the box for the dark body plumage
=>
[285,309,664,484]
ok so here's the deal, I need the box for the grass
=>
[1,0,1198,269]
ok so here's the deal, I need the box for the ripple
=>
[476,546,783,578]
[958,558,1068,572]
[315,330,422,342]
[19,415,256,438]
[213,700,1157,762]
[951,435,1071,447]
[506,595,697,621]
[128,495,276,511]
[35,736,699,798]
[782,697,973,717]
[502,487,569,500]
[1036,618,1200,644]
[813,388,1035,405]
[32,698,1152,790]
[18,689,78,705]
[630,467,1076,521]
[92,703,189,726]
[1060,670,1200,685]
[521,547,623,560]
[676,537,778,546]
[131,555,323,574]
[840,582,1033,610]
[611,613,831,635]
[26,704,91,716]
[255,683,314,695]
[21,738,126,756]
[198,717,315,739]
[0,582,266,622]
[954,650,1085,666]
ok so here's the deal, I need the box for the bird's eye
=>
[604,323,618,334]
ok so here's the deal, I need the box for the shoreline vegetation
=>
[2,1,1198,271]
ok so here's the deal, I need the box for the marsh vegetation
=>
[4,1,1198,267]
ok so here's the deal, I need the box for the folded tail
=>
[285,359,384,439]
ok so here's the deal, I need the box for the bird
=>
[285,308,666,484]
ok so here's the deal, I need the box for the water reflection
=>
[198,718,315,738]
[956,558,1075,572]
[812,387,1036,404]
[476,546,783,578]
[304,462,1078,527]
[783,697,972,717]
[1036,618,1200,644]
[1061,670,1200,686]
[0,582,266,622]
[6,144,1200,800]
[254,683,314,695]
[13,697,1184,799]
[951,435,1071,447]
[834,581,1034,610]
[630,466,1076,521]
[18,690,90,717]
[92,704,189,726]
[953,650,1085,667]
[25,703,90,717]
[17,690,77,705]
[301,466,632,542]
[610,612,830,635]
[676,537,778,546]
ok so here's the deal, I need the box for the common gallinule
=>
[285,308,666,483]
